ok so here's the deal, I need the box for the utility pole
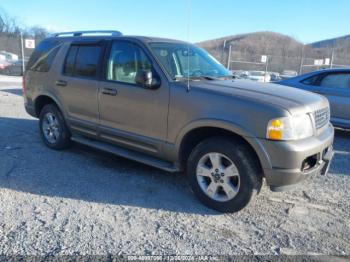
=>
[20,31,25,73]
[299,44,305,75]
[264,56,269,83]
[227,45,232,70]
[221,39,227,65]
[330,48,334,69]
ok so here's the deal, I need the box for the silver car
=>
[278,69,350,129]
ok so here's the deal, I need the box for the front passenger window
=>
[106,41,152,84]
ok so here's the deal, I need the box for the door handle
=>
[55,80,67,87]
[102,87,118,96]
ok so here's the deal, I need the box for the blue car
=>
[278,69,350,129]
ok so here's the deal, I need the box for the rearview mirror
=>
[135,70,160,89]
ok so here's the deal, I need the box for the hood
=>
[190,79,328,115]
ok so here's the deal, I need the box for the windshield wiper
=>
[216,75,236,80]
[173,75,218,81]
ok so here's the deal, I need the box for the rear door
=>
[317,72,350,126]
[55,41,105,137]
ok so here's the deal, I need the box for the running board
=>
[71,135,179,173]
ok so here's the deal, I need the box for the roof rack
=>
[51,30,122,37]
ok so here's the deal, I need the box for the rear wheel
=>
[187,137,262,213]
[39,104,71,150]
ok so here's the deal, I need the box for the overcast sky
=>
[1,0,349,43]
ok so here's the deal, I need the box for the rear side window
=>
[27,39,62,72]
[63,44,101,78]
[63,46,78,76]
[320,73,350,89]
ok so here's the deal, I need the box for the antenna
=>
[186,0,192,92]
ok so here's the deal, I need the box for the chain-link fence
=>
[199,35,350,82]
[225,47,350,81]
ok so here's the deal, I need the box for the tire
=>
[39,104,71,150]
[187,136,262,213]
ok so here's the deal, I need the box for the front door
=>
[98,40,169,155]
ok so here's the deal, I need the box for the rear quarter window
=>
[27,39,62,72]
[300,75,319,85]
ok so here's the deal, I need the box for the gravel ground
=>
[0,78,349,257]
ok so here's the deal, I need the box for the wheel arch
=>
[175,120,269,173]
[34,94,64,117]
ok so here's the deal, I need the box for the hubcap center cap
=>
[213,172,222,182]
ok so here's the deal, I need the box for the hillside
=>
[310,34,350,48]
[197,31,350,72]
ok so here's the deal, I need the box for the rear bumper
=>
[24,104,36,118]
[259,124,334,191]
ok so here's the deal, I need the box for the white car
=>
[248,71,271,82]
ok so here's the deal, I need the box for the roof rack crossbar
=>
[52,30,122,37]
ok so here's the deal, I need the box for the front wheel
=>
[187,137,262,213]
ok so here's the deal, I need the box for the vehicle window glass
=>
[106,41,152,84]
[150,43,231,79]
[74,45,101,78]
[174,49,213,77]
[301,75,319,85]
[27,40,62,72]
[320,73,350,89]
[63,46,78,76]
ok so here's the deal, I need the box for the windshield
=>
[149,42,232,79]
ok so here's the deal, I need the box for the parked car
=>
[269,72,281,82]
[278,69,350,129]
[280,70,298,80]
[0,60,24,76]
[247,71,271,82]
[23,31,334,213]
[0,51,19,61]
[231,70,250,79]
[0,60,11,73]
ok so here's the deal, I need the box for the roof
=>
[47,31,188,44]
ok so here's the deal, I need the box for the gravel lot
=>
[0,77,349,257]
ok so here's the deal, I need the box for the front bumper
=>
[260,124,334,191]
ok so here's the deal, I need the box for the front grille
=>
[314,107,330,130]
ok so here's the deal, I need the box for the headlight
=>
[266,114,314,141]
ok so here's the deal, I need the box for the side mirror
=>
[135,70,160,89]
